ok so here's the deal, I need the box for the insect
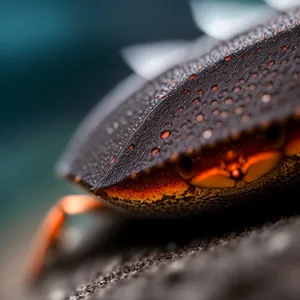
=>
[27,8,300,282]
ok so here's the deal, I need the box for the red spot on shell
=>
[128,144,134,150]
[178,107,183,112]
[160,130,171,139]
[193,98,199,103]
[151,148,160,155]
[268,60,275,66]
[224,55,232,61]
[197,89,203,95]
[243,54,248,59]
[281,46,288,51]
[257,47,262,53]
[211,85,218,91]
[189,74,197,80]
[111,157,116,163]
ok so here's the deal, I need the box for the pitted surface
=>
[58,9,300,191]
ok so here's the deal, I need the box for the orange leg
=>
[26,195,104,282]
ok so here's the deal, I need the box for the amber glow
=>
[284,129,300,157]
[104,168,189,202]
[242,151,282,183]
[190,167,235,188]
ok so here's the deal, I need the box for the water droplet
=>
[235,107,243,115]
[128,144,135,150]
[160,130,171,139]
[213,109,219,116]
[261,94,272,103]
[189,74,197,80]
[126,110,133,116]
[241,114,250,123]
[225,98,233,105]
[151,148,160,155]
[203,129,212,139]
[196,114,204,122]
[221,111,229,118]
[211,85,218,91]
[197,89,203,95]
[106,127,113,134]
[225,55,232,61]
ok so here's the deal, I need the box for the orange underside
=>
[105,167,189,202]
[104,123,300,202]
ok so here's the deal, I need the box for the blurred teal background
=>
[0,1,200,296]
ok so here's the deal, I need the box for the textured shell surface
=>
[57,9,300,191]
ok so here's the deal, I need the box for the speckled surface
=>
[58,9,300,191]
[28,191,300,300]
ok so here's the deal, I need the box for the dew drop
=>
[225,98,233,105]
[235,107,243,115]
[213,109,219,116]
[152,148,160,155]
[248,84,256,90]
[203,129,213,139]
[160,130,171,139]
[196,114,204,122]
[221,111,229,118]
[189,74,197,80]
[261,94,272,103]
[241,114,250,123]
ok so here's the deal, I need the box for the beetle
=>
[27,8,300,281]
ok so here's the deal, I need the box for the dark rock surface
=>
[28,192,300,300]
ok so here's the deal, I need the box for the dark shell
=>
[57,9,300,191]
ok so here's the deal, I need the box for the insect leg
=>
[26,195,104,282]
